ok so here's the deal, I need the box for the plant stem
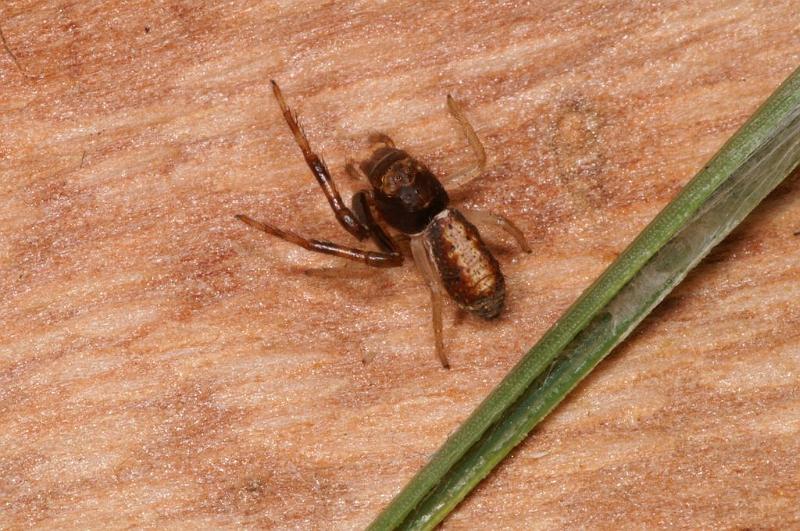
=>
[369,65,800,530]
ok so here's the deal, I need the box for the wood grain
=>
[1,1,799,528]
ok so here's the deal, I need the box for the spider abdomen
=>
[423,208,505,319]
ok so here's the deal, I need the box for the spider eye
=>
[382,171,406,192]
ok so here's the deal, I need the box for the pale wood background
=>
[1,1,799,529]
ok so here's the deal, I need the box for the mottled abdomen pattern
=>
[423,208,505,319]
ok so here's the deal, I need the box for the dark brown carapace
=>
[236,81,530,368]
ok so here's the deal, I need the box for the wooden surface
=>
[2,1,799,529]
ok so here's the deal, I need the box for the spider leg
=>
[410,236,449,368]
[235,214,402,268]
[367,132,396,148]
[345,159,368,184]
[445,94,487,191]
[271,80,369,240]
[351,190,400,253]
[461,209,532,253]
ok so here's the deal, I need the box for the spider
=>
[236,81,531,368]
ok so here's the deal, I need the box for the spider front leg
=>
[235,214,403,268]
[270,80,369,240]
[351,190,399,254]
